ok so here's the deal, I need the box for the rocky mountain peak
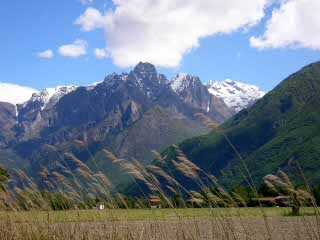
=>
[170,74,233,121]
[16,85,77,134]
[126,62,168,97]
[131,62,159,85]
[133,62,157,76]
[27,86,77,110]
[102,73,128,88]
[170,74,202,94]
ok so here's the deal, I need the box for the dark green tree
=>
[313,185,320,206]
[171,192,186,208]
[232,185,255,206]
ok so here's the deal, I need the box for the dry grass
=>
[0,210,319,240]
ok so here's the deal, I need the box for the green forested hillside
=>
[161,61,320,188]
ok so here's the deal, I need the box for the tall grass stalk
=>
[0,117,319,239]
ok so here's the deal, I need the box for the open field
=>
[0,207,317,223]
[0,208,319,240]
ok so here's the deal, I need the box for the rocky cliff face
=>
[15,86,77,140]
[171,74,234,122]
[0,102,16,147]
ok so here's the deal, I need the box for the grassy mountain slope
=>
[161,61,320,188]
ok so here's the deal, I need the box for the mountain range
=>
[0,62,264,192]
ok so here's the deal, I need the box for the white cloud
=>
[75,7,106,31]
[37,49,54,59]
[250,0,320,50]
[76,0,271,68]
[58,39,88,58]
[0,83,37,105]
[94,48,109,59]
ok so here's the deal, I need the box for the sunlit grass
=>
[0,207,316,224]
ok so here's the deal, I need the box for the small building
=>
[149,196,161,209]
[97,203,105,210]
[254,196,290,207]
[274,196,291,207]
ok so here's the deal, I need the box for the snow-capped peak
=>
[170,74,201,93]
[29,86,77,110]
[45,86,77,100]
[207,79,265,112]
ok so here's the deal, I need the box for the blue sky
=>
[0,0,319,92]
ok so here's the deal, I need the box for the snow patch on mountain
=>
[170,73,188,93]
[207,79,265,112]
[170,74,201,93]
[170,74,264,113]
[28,86,77,110]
